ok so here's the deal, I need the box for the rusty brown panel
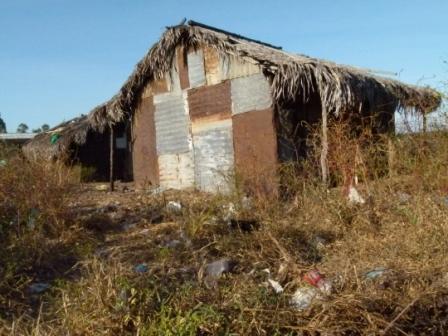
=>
[188,81,231,121]
[203,47,220,85]
[132,96,159,188]
[177,46,190,90]
[232,108,278,195]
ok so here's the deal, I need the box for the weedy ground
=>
[0,124,447,335]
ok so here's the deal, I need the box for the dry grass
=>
[1,119,448,335]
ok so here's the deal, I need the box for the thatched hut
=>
[25,20,441,191]
[23,113,131,182]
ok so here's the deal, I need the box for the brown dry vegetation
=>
[1,116,448,335]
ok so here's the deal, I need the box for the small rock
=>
[205,258,236,277]
[95,184,109,191]
[28,282,50,294]
[134,263,149,273]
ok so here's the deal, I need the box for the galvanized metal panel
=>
[231,73,272,115]
[192,119,234,193]
[221,54,261,80]
[187,50,206,88]
[154,91,191,154]
[158,152,195,189]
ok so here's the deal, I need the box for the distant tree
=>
[17,123,29,133]
[32,128,42,133]
[0,115,6,133]
[41,124,50,132]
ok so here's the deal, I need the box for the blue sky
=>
[0,0,447,132]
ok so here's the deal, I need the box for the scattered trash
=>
[348,185,365,204]
[0,159,7,167]
[166,201,182,214]
[223,203,236,222]
[134,263,149,273]
[95,184,109,191]
[27,208,39,230]
[364,267,388,280]
[50,133,60,144]
[205,258,236,278]
[303,270,332,295]
[267,279,284,293]
[28,282,50,294]
[290,286,320,310]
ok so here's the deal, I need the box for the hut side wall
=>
[132,97,159,188]
[132,44,279,193]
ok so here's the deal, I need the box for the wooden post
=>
[109,125,115,192]
[320,107,329,185]
[387,137,395,178]
[422,113,427,133]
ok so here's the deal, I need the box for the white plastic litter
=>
[348,185,366,204]
[166,201,182,213]
[268,279,284,293]
[290,287,320,310]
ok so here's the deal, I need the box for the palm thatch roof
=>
[23,115,92,160]
[88,20,441,129]
[25,20,441,158]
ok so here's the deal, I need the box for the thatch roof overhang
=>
[23,115,93,160]
[25,20,442,159]
[88,20,441,130]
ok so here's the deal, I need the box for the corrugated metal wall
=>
[154,92,191,155]
[158,152,195,189]
[231,73,272,115]
[187,50,206,88]
[192,119,234,193]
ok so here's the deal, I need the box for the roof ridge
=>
[187,20,283,50]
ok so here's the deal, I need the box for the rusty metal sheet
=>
[222,54,261,80]
[188,81,231,121]
[204,47,221,85]
[232,108,278,195]
[187,50,206,88]
[231,73,272,115]
[154,91,191,155]
[132,97,159,188]
[192,119,234,193]
[158,152,195,189]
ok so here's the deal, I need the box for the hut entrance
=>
[276,91,322,164]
